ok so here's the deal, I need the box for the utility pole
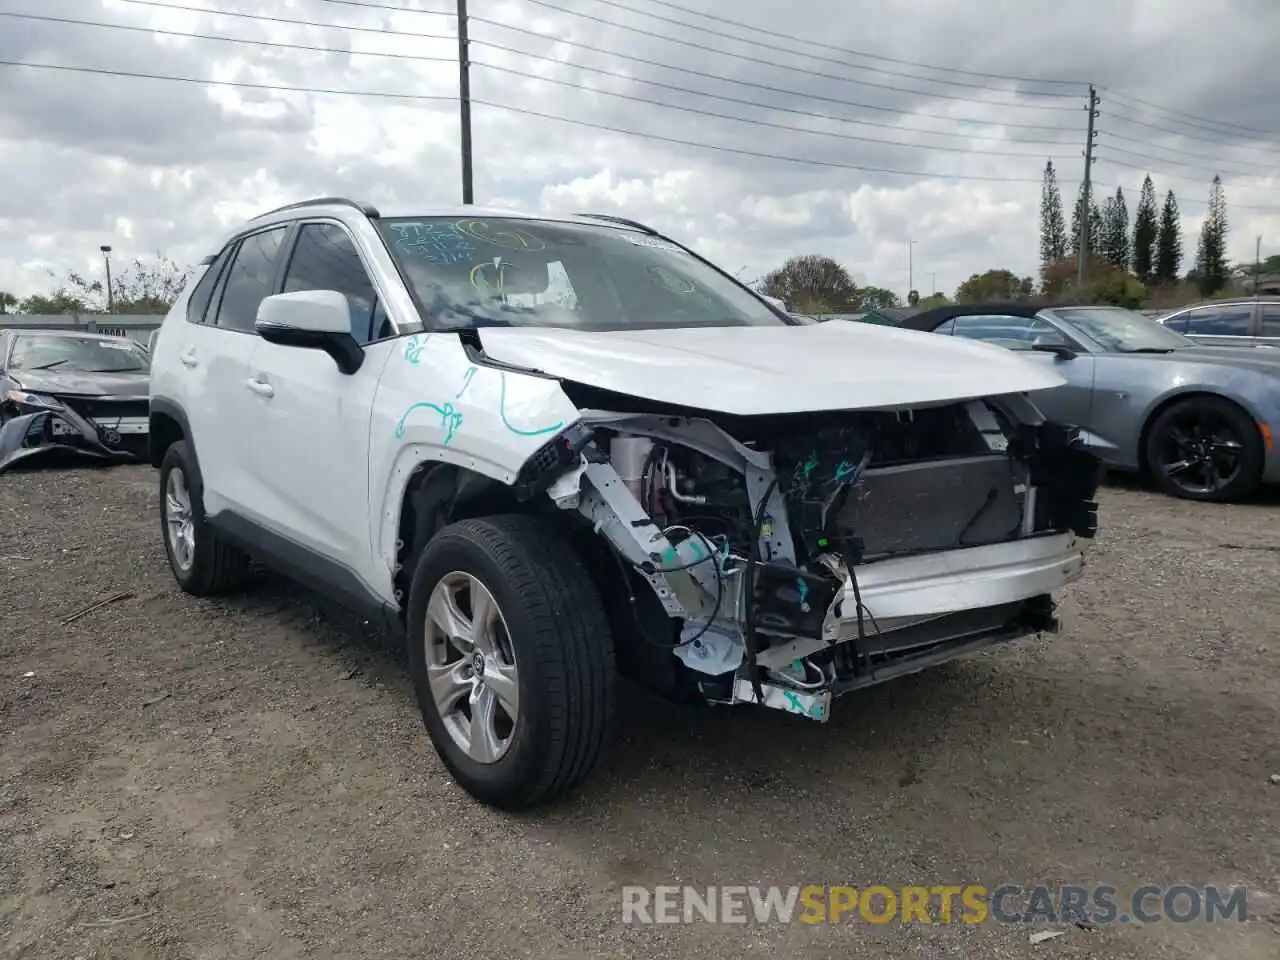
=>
[907,238,916,299]
[1076,84,1100,290]
[456,0,474,204]
[100,245,114,312]
[1254,235,1262,299]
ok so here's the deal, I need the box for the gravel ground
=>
[1,464,1277,959]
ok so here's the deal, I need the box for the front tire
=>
[406,515,615,811]
[1144,396,1264,503]
[159,440,250,595]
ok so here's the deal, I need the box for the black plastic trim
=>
[148,397,194,468]
[256,321,365,375]
[206,509,402,636]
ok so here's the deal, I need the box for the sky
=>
[1,0,1278,305]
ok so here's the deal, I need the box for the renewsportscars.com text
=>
[621,884,1248,925]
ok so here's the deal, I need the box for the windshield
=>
[1049,306,1194,353]
[376,217,786,332]
[8,334,150,373]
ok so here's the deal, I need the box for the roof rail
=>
[575,213,659,235]
[251,197,382,220]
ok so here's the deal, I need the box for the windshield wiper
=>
[26,359,69,370]
[1121,347,1175,354]
[83,367,144,373]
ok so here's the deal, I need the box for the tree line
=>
[0,254,190,316]
[1038,161,1235,304]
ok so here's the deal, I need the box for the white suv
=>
[149,198,1101,810]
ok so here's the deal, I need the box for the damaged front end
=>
[529,390,1101,723]
[0,394,148,474]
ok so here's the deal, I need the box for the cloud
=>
[0,0,1277,302]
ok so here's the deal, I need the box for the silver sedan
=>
[899,303,1280,503]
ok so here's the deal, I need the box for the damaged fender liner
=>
[0,407,144,474]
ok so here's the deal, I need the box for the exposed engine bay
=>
[531,391,1101,723]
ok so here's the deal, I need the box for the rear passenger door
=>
[189,225,290,519]
[1169,303,1258,347]
[1257,303,1280,350]
[241,220,392,573]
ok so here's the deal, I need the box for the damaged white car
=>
[148,200,1101,810]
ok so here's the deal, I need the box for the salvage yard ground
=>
[1,465,1278,960]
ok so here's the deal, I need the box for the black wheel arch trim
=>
[149,397,194,468]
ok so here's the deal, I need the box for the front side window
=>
[8,334,150,373]
[376,217,785,332]
[281,223,389,344]
[1048,306,1193,353]
[212,227,288,333]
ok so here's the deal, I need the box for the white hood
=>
[477,321,1065,415]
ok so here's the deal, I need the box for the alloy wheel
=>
[1155,408,1244,496]
[424,571,520,764]
[164,467,196,571]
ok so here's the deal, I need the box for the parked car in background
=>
[902,302,1280,503]
[1154,297,1280,349]
[0,330,151,473]
[147,198,1100,810]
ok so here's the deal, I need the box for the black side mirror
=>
[254,291,365,375]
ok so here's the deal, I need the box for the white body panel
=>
[477,322,1066,415]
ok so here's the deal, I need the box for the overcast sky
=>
[1,0,1278,303]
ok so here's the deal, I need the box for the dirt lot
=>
[1,464,1277,959]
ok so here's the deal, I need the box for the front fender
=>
[369,333,583,591]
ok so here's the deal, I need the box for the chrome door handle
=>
[180,352,198,368]
[245,378,274,398]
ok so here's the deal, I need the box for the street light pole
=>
[100,244,114,313]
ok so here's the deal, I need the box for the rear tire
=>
[159,440,250,595]
[406,515,616,811]
[1144,396,1263,503]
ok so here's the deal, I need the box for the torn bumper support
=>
[0,407,146,474]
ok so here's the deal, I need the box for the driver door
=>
[937,313,1096,427]
[241,220,392,570]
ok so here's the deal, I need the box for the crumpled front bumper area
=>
[0,407,146,474]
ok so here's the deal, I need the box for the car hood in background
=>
[10,369,150,398]
[477,322,1066,415]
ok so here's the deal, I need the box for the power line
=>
[1093,156,1280,195]
[512,0,1084,110]
[1096,142,1276,182]
[468,98,1048,182]
[1099,86,1279,140]
[107,0,1085,134]
[1098,106,1279,155]
[0,12,454,65]
[0,57,1047,184]
[0,10,1080,155]
[473,59,1079,159]
[1102,128,1277,174]
[1092,181,1280,214]
[467,29,1082,137]
[473,36,1080,144]
[590,0,1087,87]
[0,58,456,104]
[318,0,1084,93]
